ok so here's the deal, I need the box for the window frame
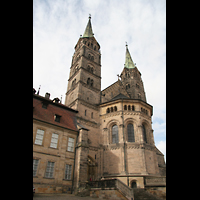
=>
[33,159,39,176]
[50,133,59,149]
[45,161,55,178]
[127,123,135,142]
[67,137,75,152]
[112,124,119,144]
[64,164,72,180]
[35,129,45,145]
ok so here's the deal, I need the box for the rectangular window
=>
[65,164,72,180]
[67,137,75,152]
[50,133,59,148]
[45,161,55,178]
[54,114,61,122]
[33,159,39,176]
[35,129,44,145]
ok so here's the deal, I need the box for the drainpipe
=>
[121,98,127,173]
[71,130,79,194]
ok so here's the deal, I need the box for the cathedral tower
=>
[65,15,101,120]
[65,16,102,186]
[120,44,146,102]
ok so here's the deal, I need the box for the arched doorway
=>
[131,181,137,188]
[87,156,97,181]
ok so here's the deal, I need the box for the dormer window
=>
[54,114,61,122]
[42,102,48,109]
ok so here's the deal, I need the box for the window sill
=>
[43,177,55,179]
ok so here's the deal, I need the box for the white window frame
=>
[65,164,72,180]
[67,137,75,152]
[35,129,44,145]
[45,161,55,178]
[50,133,59,148]
[33,159,39,176]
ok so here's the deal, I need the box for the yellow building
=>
[33,92,79,193]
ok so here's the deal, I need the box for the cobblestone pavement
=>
[33,193,98,200]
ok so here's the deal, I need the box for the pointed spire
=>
[124,43,136,69]
[83,14,94,38]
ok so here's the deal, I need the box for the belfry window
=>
[127,124,135,142]
[112,125,119,144]
[142,124,147,143]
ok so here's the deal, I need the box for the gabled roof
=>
[33,94,78,132]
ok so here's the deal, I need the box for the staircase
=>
[86,179,134,200]
[133,189,164,200]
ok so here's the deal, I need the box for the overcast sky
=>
[33,0,166,161]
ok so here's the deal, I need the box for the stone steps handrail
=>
[86,178,134,200]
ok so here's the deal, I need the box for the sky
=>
[33,0,166,161]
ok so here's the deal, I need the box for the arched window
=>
[94,46,96,51]
[85,110,87,116]
[128,105,131,110]
[90,79,93,87]
[127,124,135,142]
[142,124,147,143]
[112,125,118,144]
[131,181,137,188]
[72,79,76,88]
[107,108,110,113]
[91,112,93,119]
[132,105,135,111]
[111,107,113,112]
[114,106,117,111]
[87,78,90,85]
[124,105,127,110]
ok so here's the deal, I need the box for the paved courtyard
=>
[33,193,98,200]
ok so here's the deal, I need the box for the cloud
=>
[156,140,166,162]
[33,0,166,147]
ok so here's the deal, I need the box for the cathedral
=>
[65,16,166,190]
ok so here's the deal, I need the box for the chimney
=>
[45,92,50,99]
[53,97,60,103]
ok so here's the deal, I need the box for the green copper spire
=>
[83,15,94,38]
[124,43,136,69]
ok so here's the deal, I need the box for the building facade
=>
[33,92,80,193]
[65,16,166,191]
[33,16,166,194]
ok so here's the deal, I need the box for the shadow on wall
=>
[103,146,121,176]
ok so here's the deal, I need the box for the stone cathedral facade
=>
[65,16,166,191]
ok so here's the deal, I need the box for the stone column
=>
[73,127,89,193]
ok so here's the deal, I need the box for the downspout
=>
[122,98,127,173]
[71,129,79,194]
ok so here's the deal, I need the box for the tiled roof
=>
[33,95,78,132]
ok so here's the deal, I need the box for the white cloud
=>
[156,140,166,162]
[33,0,166,143]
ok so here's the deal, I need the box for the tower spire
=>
[124,43,136,69]
[83,15,94,38]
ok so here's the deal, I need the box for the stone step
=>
[133,189,164,200]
